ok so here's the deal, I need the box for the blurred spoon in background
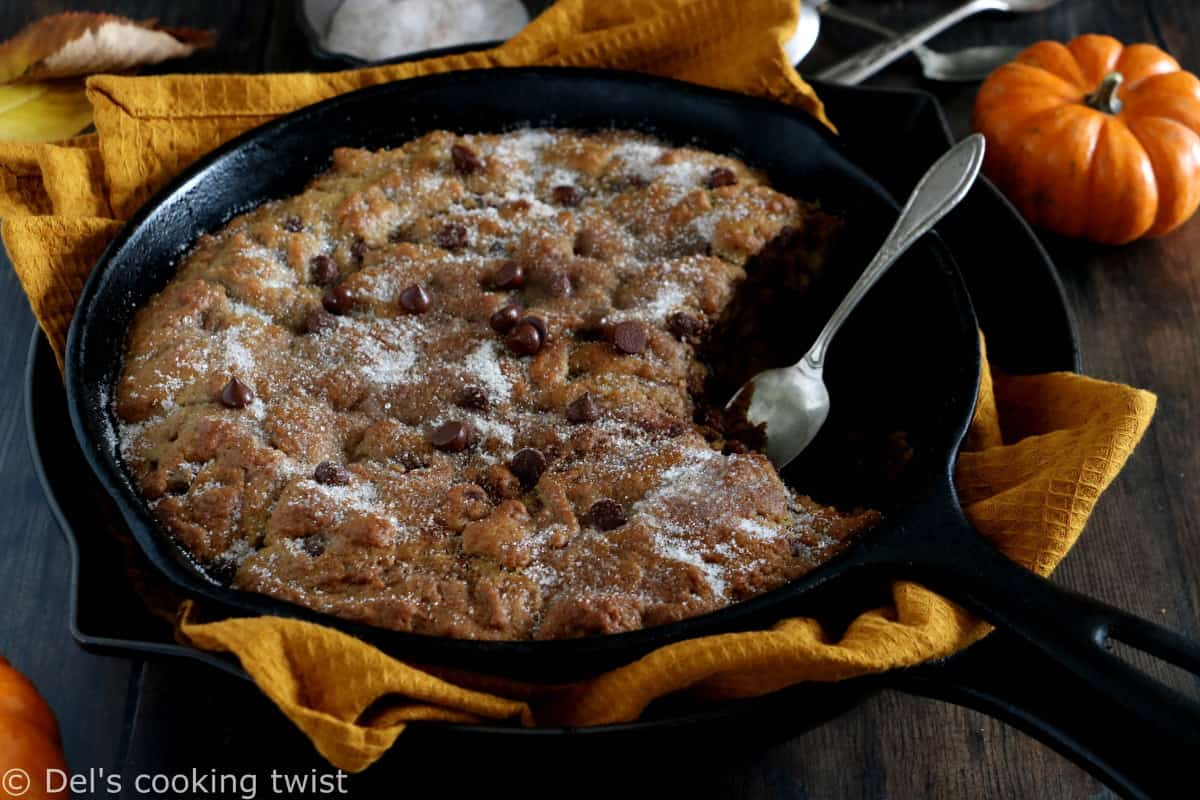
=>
[815,0,1061,84]
[814,0,1023,82]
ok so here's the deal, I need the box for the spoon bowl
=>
[735,359,829,469]
[919,43,1023,81]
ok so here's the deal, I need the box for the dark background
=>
[1,1,1197,797]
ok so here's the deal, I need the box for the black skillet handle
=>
[892,628,1195,799]
[862,499,1200,753]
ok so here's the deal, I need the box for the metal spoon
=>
[727,134,986,470]
[815,1,1023,82]
[816,0,1061,86]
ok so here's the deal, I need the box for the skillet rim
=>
[64,66,980,676]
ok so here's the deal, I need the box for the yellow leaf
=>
[0,81,91,142]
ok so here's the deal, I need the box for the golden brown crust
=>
[115,128,877,640]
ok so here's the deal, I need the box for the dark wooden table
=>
[1,1,1196,797]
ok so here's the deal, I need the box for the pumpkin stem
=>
[1085,72,1125,114]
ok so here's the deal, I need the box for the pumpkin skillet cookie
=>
[115,128,878,640]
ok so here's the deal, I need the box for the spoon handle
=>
[819,3,906,44]
[816,0,1005,85]
[804,133,986,369]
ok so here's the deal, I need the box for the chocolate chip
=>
[505,320,543,356]
[545,270,572,298]
[456,386,489,411]
[451,143,483,174]
[490,303,522,334]
[509,448,547,489]
[611,320,648,355]
[588,498,627,531]
[582,314,615,341]
[430,420,474,452]
[706,167,737,188]
[565,392,600,424]
[322,284,355,315]
[220,376,255,409]
[283,215,303,232]
[351,239,368,262]
[165,477,190,496]
[303,536,326,557]
[491,261,525,290]
[436,223,468,250]
[313,461,350,486]
[399,284,431,313]
[573,228,597,257]
[667,311,705,340]
[552,185,584,207]
[522,315,547,341]
[302,308,338,335]
[310,254,338,285]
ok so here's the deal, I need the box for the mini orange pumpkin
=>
[0,657,67,800]
[973,34,1200,244]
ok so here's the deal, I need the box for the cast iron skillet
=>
[66,69,1200,741]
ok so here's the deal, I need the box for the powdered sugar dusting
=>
[653,538,728,598]
[736,517,777,540]
[112,127,868,641]
[350,321,421,387]
[614,282,689,324]
[462,339,512,404]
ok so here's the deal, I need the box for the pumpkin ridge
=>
[1115,43,1181,87]
[1127,113,1200,133]
[1085,118,1158,243]
[1124,115,1200,237]
[974,92,1068,135]
[1124,71,1175,94]
[1121,72,1200,134]
[1016,40,1088,88]
[1031,107,1105,237]
[1067,33,1123,86]
[1007,59,1088,95]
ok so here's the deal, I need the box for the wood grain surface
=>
[0,1,1196,797]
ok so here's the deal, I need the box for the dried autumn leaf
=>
[0,12,213,83]
[0,13,213,142]
[0,81,91,143]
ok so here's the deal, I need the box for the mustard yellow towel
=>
[0,0,1156,773]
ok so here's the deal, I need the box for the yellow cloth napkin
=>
[0,0,1157,773]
